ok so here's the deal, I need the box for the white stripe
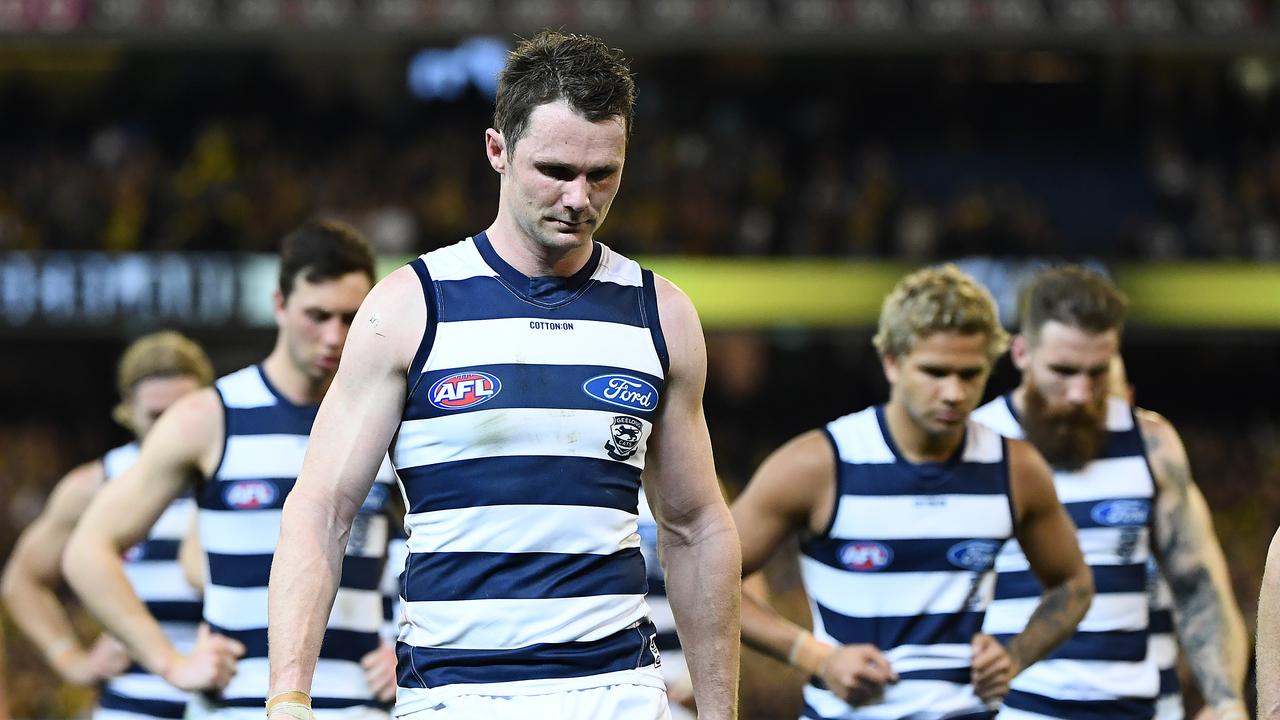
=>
[103,443,140,480]
[647,595,675,635]
[962,423,1005,463]
[1149,634,1178,668]
[1106,397,1135,431]
[995,528,1151,572]
[885,643,971,672]
[828,409,895,464]
[403,594,648,649]
[150,498,196,541]
[124,563,200,602]
[158,621,199,653]
[594,248,643,287]
[94,708,180,720]
[801,556,995,618]
[104,672,191,703]
[804,678,983,720]
[995,707,1059,720]
[200,509,281,555]
[1156,694,1186,720]
[425,318,663,377]
[216,367,276,408]
[1010,656,1159,700]
[972,400,1023,439]
[395,407,650,470]
[224,657,372,701]
[421,241,494,282]
[829,494,1013,540]
[404,504,638,555]
[219,434,309,480]
[1052,456,1154,503]
[393,667,665,711]
[204,585,382,633]
[983,592,1148,635]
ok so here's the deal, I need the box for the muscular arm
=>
[1140,410,1248,720]
[1002,439,1094,674]
[642,277,740,720]
[1258,528,1280,720]
[267,266,421,707]
[1,461,109,683]
[63,389,228,684]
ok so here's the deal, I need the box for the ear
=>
[485,129,506,173]
[1010,333,1031,371]
[881,352,900,385]
[272,288,287,327]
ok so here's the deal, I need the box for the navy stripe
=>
[640,269,669,377]
[198,478,294,511]
[404,548,646,602]
[402,364,663,420]
[1004,689,1155,720]
[809,666,972,691]
[434,275,646,327]
[406,257,437,391]
[220,697,378,709]
[383,596,398,622]
[399,455,640,513]
[994,629,1148,661]
[98,689,186,719]
[207,553,382,591]
[995,564,1147,599]
[130,539,181,561]
[1150,608,1174,634]
[209,625,379,662]
[1101,426,1148,460]
[223,406,317,437]
[397,619,658,688]
[1064,497,1152,530]
[837,458,1010,497]
[802,537,1003,574]
[144,601,203,624]
[656,631,681,652]
[815,606,986,649]
[1159,667,1181,694]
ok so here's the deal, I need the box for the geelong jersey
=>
[975,395,1158,720]
[1148,561,1183,720]
[202,365,396,712]
[390,234,668,713]
[799,406,1014,720]
[97,443,200,720]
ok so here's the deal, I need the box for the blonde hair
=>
[113,331,215,431]
[872,264,1009,360]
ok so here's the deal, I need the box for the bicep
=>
[732,432,832,576]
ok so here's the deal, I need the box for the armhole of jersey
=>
[406,257,439,397]
[814,426,842,541]
[640,269,670,378]
[1000,435,1019,537]
[207,385,230,492]
[1132,406,1160,531]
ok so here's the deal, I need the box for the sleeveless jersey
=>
[389,233,668,713]
[799,406,1014,720]
[975,395,1158,720]
[202,365,395,712]
[97,443,200,720]
[1148,561,1183,720]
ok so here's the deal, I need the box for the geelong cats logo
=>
[605,415,643,461]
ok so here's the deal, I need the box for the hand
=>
[818,643,898,706]
[970,633,1019,706]
[160,624,245,692]
[84,634,131,681]
[360,641,397,703]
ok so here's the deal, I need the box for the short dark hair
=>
[278,219,375,298]
[493,30,636,152]
[1019,265,1129,342]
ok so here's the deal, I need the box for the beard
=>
[1020,383,1109,471]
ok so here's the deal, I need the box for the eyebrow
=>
[533,159,621,175]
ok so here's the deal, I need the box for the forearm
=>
[1172,565,1246,716]
[1,571,90,674]
[1258,532,1280,720]
[267,491,348,697]
[661,508,741,720]
[1005,572,1092,672]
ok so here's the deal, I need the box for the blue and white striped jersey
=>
[975,395,1158,720]
[97,442,200,720]
[201,365,395,713]
[799,406,1014,720]
[389,234,669,713]
[1148,561,1183,720]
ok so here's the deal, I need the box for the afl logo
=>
[223,480,277,510]
[947,539,1002,571]
[1091,499,1151,527]
[582,374,659,412]
[429,371,501,410]
[838,541,893,571]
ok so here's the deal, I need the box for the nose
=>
[322,317,347,349]
[939,375,965,404]
[562,176,589,214]
[1064,374,1094,406]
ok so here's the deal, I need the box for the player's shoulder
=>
[43,458,109,522]
[150,387,225,449]
[759,428,837,485]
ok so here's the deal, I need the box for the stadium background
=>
[3,0,1280,716]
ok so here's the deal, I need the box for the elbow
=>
[0,561,24,611]
[60,528,96,596]
[1071,565,1096,615]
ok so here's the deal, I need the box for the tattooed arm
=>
[1139,410,1248,720]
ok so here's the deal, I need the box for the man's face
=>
[1014,320,1119,470]
[128,374,203,438]
[883,331,993,441]
[486,99,626,254]
[274,271,373,383]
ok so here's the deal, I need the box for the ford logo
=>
[838,541,893,571]
[947,539,1003,571]
[429,371,501,410]
[582,374,659,412]
[1091,499,1151,527]
[223,480,278,510]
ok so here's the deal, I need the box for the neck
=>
[261,347,330,406]
[484,212,594,279]
[883,399,964,463]
[1010,385,1029,418]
